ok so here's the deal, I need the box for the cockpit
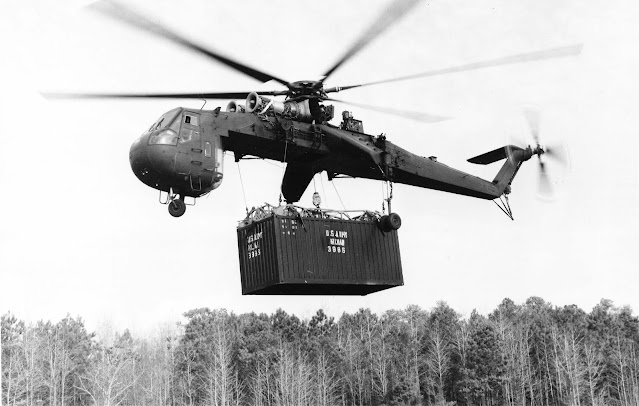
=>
[148,108,181,132]
[147,108,182,146]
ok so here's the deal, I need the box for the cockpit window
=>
[148,108,181,133]
[183,114,199,126]
[148,118,162,132]
[179,112,200,144]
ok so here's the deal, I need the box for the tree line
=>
[2,297,639,406]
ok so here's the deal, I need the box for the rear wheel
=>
[168,198,186,217]
[386,213,402,230]
[379,213,402,232]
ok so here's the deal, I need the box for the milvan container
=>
[237,213,403,295]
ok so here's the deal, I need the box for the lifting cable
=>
[278,140,289,205]
[320,173,329,208]
[332,180,346,210]
[236,161,249,215]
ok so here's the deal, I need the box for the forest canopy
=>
[2,297,638,406]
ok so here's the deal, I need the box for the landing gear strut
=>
[168,196,186,217]
[159,188,192,217]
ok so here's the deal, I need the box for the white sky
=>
[1,0,637,335]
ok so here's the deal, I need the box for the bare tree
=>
[40,322,77,406]
[371,315,391,402]
[338,327,365,406]
[75,347,136,406]
[176,342,198,406]
[315,345,339,406]
[556,328,585,406]
[407,309,423,404]
[2,317,30,406]
[425,321,450,405]
[26,328,46,406]
[611,333,639,406]
[132,324,179,406]
[203,313,236,406]
[249,357,271,406]
[583,341,603,406]
[274,340,312,406]
[491,309,518,406]
[453,319,470,406]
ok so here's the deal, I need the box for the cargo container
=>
[236,206,403,295]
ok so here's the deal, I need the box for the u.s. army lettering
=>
[326,229,348,254]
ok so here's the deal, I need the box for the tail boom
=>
[468,145,533,196]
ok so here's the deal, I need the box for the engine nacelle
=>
[226,101,245,113]
[245,92,314,122]
[245,92,268,113]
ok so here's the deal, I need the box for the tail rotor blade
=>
[544,144,568,167]
[538,160,554,198]
[524,108,541,144]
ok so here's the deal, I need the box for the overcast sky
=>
[1,0,637,335]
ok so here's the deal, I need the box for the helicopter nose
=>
[130,134,153,184]
[129,133,178,190]
[130,133,172,190]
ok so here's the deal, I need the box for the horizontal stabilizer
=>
[468,145,520,165]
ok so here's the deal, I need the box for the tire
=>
[168,199,186,217]
[379,213,402,232]
[386,212,402,230]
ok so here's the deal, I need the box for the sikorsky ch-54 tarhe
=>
[47,0,579,218]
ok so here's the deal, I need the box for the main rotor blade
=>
[327,97,449,123]
[322,0,421,82]
[92,1,291,88]
[42,90,288,100]
[328,44,583,92]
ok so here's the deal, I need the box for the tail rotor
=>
[509,108,569,199]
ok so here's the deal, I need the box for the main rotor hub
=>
[288,80,326,98]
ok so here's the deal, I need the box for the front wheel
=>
[168,198,186,217]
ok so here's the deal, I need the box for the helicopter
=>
[47,0,580,218]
